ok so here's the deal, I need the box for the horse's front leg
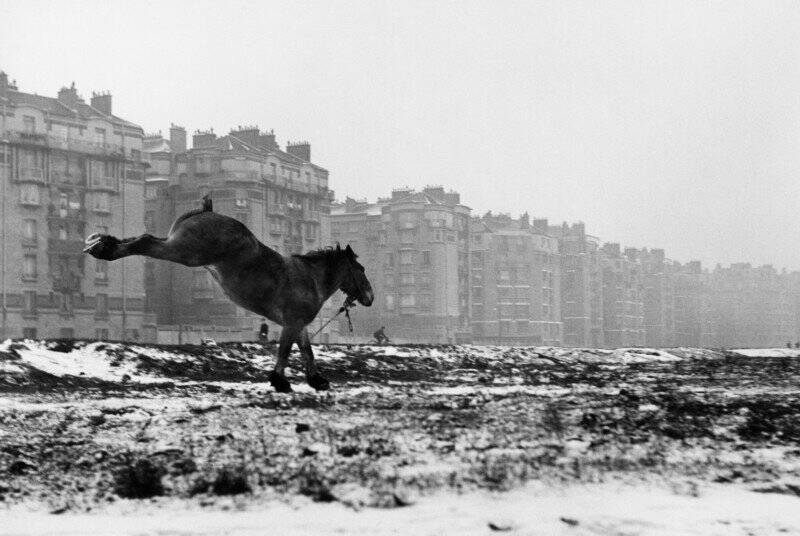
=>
[299,328,329,391]
[269,326,299,393]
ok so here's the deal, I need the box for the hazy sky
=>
[1,0,799,269]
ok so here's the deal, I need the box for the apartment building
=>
[549,222,604,347]
[0,71,148,340]
[470,213,561,345]
[330,187,471,343]
[709,263,794,348]
[640,248,675,347]
[142,125,334,339]
[600,243,646,347]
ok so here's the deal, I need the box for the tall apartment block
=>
[599,243,646,347]
[709,263,794,348]
[142,125,333,339]
[672,261,716,347]
[640,248,675,347]
[330,187,471,343]
[0,71,148,340]
[550,222,604,347]
[470,213,562,345]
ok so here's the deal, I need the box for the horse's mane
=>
[293,247,346,262]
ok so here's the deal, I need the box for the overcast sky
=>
[1,0,799,269]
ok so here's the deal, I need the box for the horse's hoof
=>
[83,234,119,259]
[308,374,330,391]
[268,371,293,393]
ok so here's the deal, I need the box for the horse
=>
[83,195,374,393]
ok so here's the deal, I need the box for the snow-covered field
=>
[1,340,799,534]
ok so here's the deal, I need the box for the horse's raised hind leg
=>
[269,327,299,393]
[84,233,206,266]
[299,328,329,391]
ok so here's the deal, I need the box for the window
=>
[95,293,108,317]
[23,291,37,316]
[385,294,395,311]
[472,304,484,318]
[399,250,415,265]
[60,292,73,314]
[499,269,510,282]
[422,251,431,266]
[23,115,36,134]
[22,219,37,241]
[400,229,415,244]
[419,294,432,309]
[95,328,109,340]
[91,192,110,213]
[400,273,415,285]
[94,127,106,145]
[58,225,67,240]
[384,274,394,287]
[95,259,108,281]
[400,294,416,307]
[22,327,37,339]
[144,211,155,233]
[22,255,37,279]
[384,252,394,268]
[19,184,40,205]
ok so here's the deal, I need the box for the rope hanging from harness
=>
[309,295,356,340]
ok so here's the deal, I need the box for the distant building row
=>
[331,189,800,348]
[2,70,798,347]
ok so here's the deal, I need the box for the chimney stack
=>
[57,82,82,106]
[90,91,112,115]
[169,123,187,153]
[192,129,217,149]
[286,141,311,161]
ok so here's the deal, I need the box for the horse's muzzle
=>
[359,289,374,307]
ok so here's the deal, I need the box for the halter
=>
[309,295,356,341]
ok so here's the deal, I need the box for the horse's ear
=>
[335,242,341,251]
[345,244,357,259]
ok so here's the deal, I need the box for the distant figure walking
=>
[373,326,390,344]
[84,194,374,393]
[258,321,270,343]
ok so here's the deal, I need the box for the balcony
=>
[5,131,48,149]
[268,204,286,216]
[47,205,86,221]
[52,272,82,293]
[51,171,86,187]
[88,175,118,192]
[17,167,46,184]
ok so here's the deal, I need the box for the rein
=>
[309,296,356,341]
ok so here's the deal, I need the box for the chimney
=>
[391,187,412,201]
[57,82,82,106]
[443,191,460,206]
[90,91,112,115]
[286,141,311,161]
[192,129,217,149]
[169,123,187,153]
[520,212,530,229]
[231,125,260,146]
[257,129,278,150]
[423,185,445,201]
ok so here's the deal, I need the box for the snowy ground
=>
[1,340,799,534]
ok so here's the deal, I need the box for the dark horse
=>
[83,195,373,392]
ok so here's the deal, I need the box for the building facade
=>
[599,243,646,347]
[0,71,148,340]
[330,187,471,343]
[142,125,334,340]
[470,213,562,345]
[550,222,604,347]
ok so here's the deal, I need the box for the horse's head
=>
[338,244,374,306]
